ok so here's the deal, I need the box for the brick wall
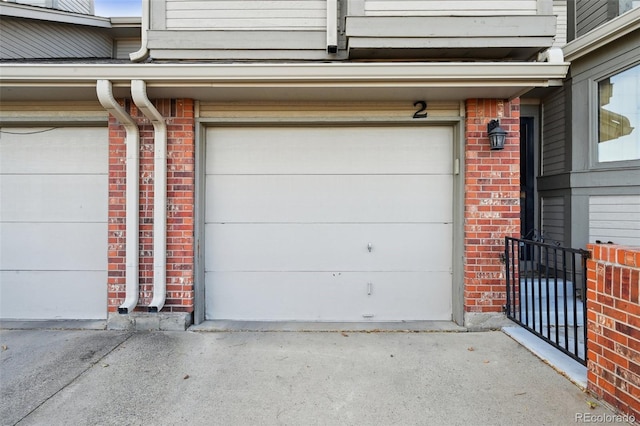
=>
[587,244,640,420]
[107,99,195,314]
[464,99,521,315]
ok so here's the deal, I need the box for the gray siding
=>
[114,38,140,59]
[10,0,93,14]
[536,24,640,250]
[0,17,112,59]
[149,1,331,60]
[553,0,567,46]
[149,0,556,61]
[541,85,567,176]
[589,195,640,245]
[165,0,326,30]
[363,0,538,16]
[57,0,93,14]
[541,195,566,245]
[576,0,614,37]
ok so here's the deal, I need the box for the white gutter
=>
[0,62,570,85]
[129,0,149,62]
[131,80,166,313]
[96,80,140,314]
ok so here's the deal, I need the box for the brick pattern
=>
[107,117,127,310]
[587,244,640,420]
[464,99,521,313]
[107,99,195,313]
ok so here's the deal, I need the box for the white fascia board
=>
[0,2,111,28]
[563,7,640,62]
[0,62,570,88]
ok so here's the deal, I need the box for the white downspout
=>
[131,80,167,312]
[96,80,140,314]
[326,0,338,53]
[129,0,149,62]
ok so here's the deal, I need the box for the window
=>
[598,64,640,163]
[619,0,640,15]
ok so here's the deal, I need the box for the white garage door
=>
[0,127,108,320]
[205,126,453,321]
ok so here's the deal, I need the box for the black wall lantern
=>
[487,119,507,150]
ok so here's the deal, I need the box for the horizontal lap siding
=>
[364,0,537,16]
[542,86,566,176]
[57,0,93,14]
[542,196,566,245]
[553,0,567,46]
[589,195,640,246]
[165,0,326,30]
[14,0,93,14]
[576,0,610,37]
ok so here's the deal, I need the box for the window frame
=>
[590,60,640,169]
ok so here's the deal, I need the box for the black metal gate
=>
[505,237,590,365]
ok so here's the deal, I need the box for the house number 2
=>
[413,101,428,118]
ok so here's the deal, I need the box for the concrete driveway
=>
[0,328,618,425]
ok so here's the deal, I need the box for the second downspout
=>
[96,80,140,314]
[131,80,167,312]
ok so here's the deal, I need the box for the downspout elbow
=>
[129,0,149,62]
[131,80,167,313]
[96,80,140,314]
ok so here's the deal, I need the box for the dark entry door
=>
[520,117,535,240]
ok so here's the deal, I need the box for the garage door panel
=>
[0,271,107,320]
[205,124,454,321]
[0,175,107,222]
[0,126,108,320]
[0,127,108,174]
[207,126,453,175]
[0,223,107,271]
[206,272,368,321]
[206,271,451,321]
[206,174,453,223]
[206,223,451,272]
[366,272,452,320]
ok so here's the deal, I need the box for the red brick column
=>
[107,114,127,311]
[464,99,521,319]
[587,244,640,421]
[107,99,195,314]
